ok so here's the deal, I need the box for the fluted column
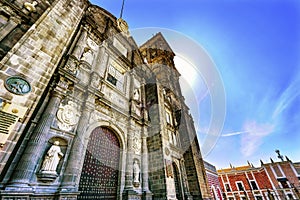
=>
[141,135,150,192]
[60,94,94,191]
[6,80,67,189]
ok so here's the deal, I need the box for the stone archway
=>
[78,126,121,199]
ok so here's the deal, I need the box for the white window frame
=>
[107,65,125,91]
[249,180,259,190]
[224,182,231,192]
[235,181,245,191]
[165,109,173,125]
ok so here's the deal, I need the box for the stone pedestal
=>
[122,189,142,200]
[142,191,153,200]
[58,191,81,200]
[36,171,58,182]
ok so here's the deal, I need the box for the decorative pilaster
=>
[141,136,149,191]
[141,134,152,200]
[180,159,193,200]
[60,93,94,191]
[123,120,140,200]
[71,29,88,60]
[6,78,69,190]
[124,126,134,190]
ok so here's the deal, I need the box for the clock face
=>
[5,76,31,95]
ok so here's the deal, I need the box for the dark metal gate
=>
[78,127,121,199]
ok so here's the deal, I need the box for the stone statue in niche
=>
[91,73,100,89]
[133,160,140,186]
[40,141,63,174]
[131,88,142,116]
[80,47,93,65]
[24,1,38,13]
[133,88,140,101]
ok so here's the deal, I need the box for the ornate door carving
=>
[78,127,121,199]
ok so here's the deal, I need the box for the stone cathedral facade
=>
[0,0,211,199]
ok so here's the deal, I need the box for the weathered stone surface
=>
[0,1,211,200]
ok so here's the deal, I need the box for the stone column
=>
[124,126,134,190]
[71,28,87,60]
[60,93,94,191]
[6,79,68,190]
[141,134,152,200]
[141,136,150,192]
[180,159,193,200]
[0,16,22,41]
[123,124,140,200]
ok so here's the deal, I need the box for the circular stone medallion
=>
[4,76,31,95]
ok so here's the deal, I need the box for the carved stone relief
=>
[132,131,141,154]
[87,37,98,51]
[65,56,79,75]
[56,101,80,131]
[91,73,100,89]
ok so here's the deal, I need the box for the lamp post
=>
[275,149,284,162]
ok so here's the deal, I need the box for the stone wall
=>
[0,0,88,180]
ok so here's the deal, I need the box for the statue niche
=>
[80,47,93,65]
[37,139,65,182]
[133,159,140,187]
[131,88,142,117]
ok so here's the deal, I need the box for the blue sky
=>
[90,0,300,168]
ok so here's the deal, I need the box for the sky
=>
[90,0,300,169]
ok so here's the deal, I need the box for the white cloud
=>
[272,75,300,119]
[240,121,274,157]
[222,131,249,137]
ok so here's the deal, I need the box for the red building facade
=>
[218,159,300,200]
[204,161,223,200]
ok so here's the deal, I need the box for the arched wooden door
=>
[78,127,121,199]
[173,163,183,200]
